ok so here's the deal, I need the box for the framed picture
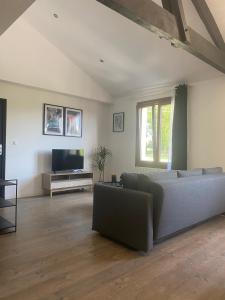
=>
[65,107,82,137]
[43,104,64,136]
[113,112,124,132]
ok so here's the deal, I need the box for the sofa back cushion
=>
[120,173,139,190]
[120,173,151,192]
[146,171,178,182]
[203,167,223,175]
[178,169,203,177]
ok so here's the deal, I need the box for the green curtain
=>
[171,85,187,170]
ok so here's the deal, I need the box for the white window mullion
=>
[141,107,148,161]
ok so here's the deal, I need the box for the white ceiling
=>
[0,17,111,103]
[13,0,225,97]
[183,0,214,44]
[207,0,225,40]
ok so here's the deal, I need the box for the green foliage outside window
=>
[144,103,171,163]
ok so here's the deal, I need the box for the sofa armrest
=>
[92,183,153,252]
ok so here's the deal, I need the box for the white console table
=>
[42,171,93,197]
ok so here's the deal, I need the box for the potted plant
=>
[92,146,112,182]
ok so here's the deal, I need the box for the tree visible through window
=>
[136,98,172,168]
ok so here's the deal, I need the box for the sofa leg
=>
[138,248,153,256]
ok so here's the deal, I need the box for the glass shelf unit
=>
[0,179,17,234]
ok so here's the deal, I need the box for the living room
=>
[1,0,225,299]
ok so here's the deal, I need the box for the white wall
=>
[108,77,225,178]
[188,77,225,170]
[2,77,225,198]
[0,81,110,198]
[109,85,175,178]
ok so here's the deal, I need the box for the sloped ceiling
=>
[182,0,214,44]
[0,0,224,100]
[0,16,111,103]
[207,0,225,40]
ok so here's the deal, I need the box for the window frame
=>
[136,97,172,169]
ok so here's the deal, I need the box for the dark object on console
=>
[111,174,117,183]
[92,183,153,252]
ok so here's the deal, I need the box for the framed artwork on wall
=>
[43,104,64,136]
[113,112,124,132]
[65,107,82,137]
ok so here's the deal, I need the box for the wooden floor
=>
[1,192,225,300]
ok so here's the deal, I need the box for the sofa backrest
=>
[177,169,203,177]
[153,173,225,240]
[120,173,150,192]
[145,171,178,181]
[120,167,223,190]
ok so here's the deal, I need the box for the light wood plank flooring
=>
[1,192,225,300]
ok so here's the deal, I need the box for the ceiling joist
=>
[97,0,225,74]
[0,0,36,36]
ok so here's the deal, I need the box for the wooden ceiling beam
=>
[97,0,180,40]
[162,0,190,43]
[191,0,225,51]
[97,0,225,74]
[177,27,225,74]
[161,0,172,13]
[0,0,36,36]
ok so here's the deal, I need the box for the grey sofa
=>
[92,167,225,252]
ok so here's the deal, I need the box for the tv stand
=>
[42,171,93,197]
[53,169,84,174]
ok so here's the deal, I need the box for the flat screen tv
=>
[52,149,84,172]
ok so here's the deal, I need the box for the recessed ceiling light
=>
[100,59,104,63]
[53,13,59,19]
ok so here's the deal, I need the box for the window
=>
[136,98,172,168]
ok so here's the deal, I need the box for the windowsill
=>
[135,160,168,169]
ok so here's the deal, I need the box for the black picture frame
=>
[65,107,82,137]
[113,112,124,132]
[43,104,64,136]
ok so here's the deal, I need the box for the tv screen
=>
[52,149,84,172]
